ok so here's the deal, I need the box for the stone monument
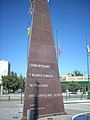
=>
[22,0,65,119]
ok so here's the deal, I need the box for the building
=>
[60,74,90,92]
[0,60,10,94]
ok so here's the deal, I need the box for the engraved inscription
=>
[29,63,50,68]
[29,94,62,98]
[29,73,53,78]
[29,84,48,87]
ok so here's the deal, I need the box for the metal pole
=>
[56,30,59,80]
[56,30,58,65]
[86,34,90,99]
[87,53,89,90]
[56,30,60,77]
[21,89,22,104]
[27,36,29,61]
[87,52,90,99]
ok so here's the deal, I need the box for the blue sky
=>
[0,0,90,76]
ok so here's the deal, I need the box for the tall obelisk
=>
[22,0,65,119]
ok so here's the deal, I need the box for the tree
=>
[2,71,25,93]
[70,70,83,76]
[73,70,83,76]
[18,75,25,91]
[68,81,80,92]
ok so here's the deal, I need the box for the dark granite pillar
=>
[22,0,65,119]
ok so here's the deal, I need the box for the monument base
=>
[22,112,66,120]
[22,117,27,120]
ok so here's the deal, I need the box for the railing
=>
[0,93,24,104]
[0,92,89,102]
[63,92,88,101]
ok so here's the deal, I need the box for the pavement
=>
[0,100,90,120]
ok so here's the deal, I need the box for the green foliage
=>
[61,84,68,93]
[18,75,25,90]
[2,71,25,93]
[72,70,83,76]
[68,81,80,92]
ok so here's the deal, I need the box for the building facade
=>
[60,74,90,92]
[0,60,10,94]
